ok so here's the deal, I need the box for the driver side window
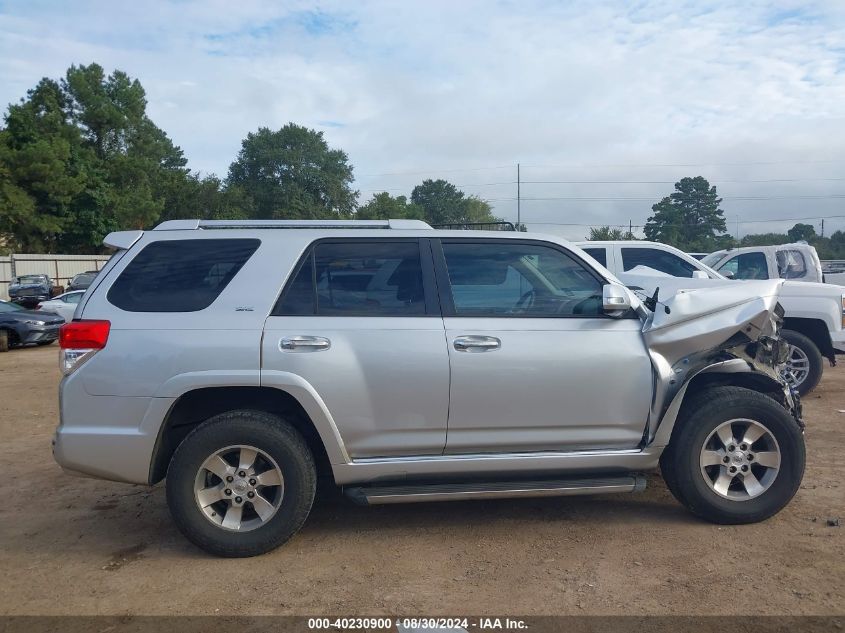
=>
[442,242,604,317]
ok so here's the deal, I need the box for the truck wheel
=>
[660,386,804,525]
[780,329,823,396]
[166,410,316,557]
[0,330,8,353]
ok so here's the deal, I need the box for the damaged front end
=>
[643,280,803,447]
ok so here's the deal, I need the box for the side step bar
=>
[345,474,647,506]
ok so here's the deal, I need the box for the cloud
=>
[1,0,844,238]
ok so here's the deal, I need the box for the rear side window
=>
[776,249,807,279]
[581,247,607,267]
[108,239,260,312]
[621,247,697,278]
[275,241,427,316]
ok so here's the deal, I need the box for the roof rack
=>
[431,221,517,231]
[153,219,432,231]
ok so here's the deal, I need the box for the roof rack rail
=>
[153,219,432,231]
[431,221,517,231]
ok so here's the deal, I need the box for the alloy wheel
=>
[699,419,781,500]
[193,444,284,532]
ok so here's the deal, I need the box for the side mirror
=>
[692,270,709,280]
[603,283,632,316]
[722,270,735,279]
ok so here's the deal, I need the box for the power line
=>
[484,194,845,202]
[527,214,845,229]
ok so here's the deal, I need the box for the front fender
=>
[649,358,794,448]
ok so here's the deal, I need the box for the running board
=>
[345,474,647,506]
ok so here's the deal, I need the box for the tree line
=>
[0,64,501,253]
[588,175,845,259]
[2,64,840,258]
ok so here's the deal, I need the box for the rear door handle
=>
[280,336,331,352]
[453,335,501,352]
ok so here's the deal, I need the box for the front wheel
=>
[166,410,316,557]
[780,329,823,396]
[0,330,8,353]
[661,386,804,524]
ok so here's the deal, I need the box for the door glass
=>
[776,250,807,279]
[65,293,83,304]
[620,247,698,278]
[581,247,607,267]
[442,242,603,316]
[275,241,427,316]
[718,252,769,279]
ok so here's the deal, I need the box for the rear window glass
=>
[107,239,259,312]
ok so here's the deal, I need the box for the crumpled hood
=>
[643,279,784,367]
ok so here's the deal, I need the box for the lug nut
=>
[238,470,246,477]
[247,491,255,499]
[740,443,748,451]
[741,465,749,472]
[235,496,243,503]
[728,445,736,452]
[226,476,233,483]
[224,488,232,496]
[722,456,730,463]
[729,466,737,473]
[747,453,754,461]
[249,478,256,486]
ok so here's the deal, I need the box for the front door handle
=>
[453,335,501,352]
[280,336,331,352]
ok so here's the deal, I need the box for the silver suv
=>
[53,219,806,557]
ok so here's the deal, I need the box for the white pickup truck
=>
[577,240,845,395]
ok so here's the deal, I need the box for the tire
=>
[780,329,823,396]
[0,330,8,353]
[660,386,805,525]
[166,410,317,557]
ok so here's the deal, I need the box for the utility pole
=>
[629,219,632,237]
[821,218,825,238]
[517,163,521,230]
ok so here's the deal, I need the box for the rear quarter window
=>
[107,239,260,312]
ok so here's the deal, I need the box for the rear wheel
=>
[166,410,316,557]
[661,386,804,524]
[780,329,823,396]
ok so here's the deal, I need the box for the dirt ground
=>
[0,345,842,616]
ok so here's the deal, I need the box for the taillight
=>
[59,320,110,376]
[59,320,110,349]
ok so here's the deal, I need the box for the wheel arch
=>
[782,317,834,363]
[148,384,347,485]
[651,359,788,448]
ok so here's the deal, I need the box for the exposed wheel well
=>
[782,317,834,363]
[149,386,333,485]
[681,371,786,412]
[0,327,20,346]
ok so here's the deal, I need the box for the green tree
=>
[787,222,816,242]
[227,124,357,220]
[644,176,729,251]
[0,78,84,251]
[587,226,635,240]
[739,232,790,247]
[410,179,501,226]
[356,192,423,220]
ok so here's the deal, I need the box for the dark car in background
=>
[8,274,55,308]
[0,300,64,352]
[67,270,99,291]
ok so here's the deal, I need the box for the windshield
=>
[0,301,25,312]
[700,252,725,267]
[15,275,47,284]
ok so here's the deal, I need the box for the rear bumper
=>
[53,375,175,484]
[830,329,845,354]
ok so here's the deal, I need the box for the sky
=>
[1,0,845,239]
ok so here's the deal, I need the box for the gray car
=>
[52,219,805,557]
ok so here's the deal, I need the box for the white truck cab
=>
[702,243,824,284]
[577,240,845,395]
